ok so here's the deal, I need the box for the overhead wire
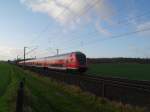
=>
[24,0,150,57]
[26,0,75,45]
[23,0,99,57]
[53,1,150,48]
[63,10,150,46]
[25,0,76,56]
[117,11,150,24]
[27,0,149,49]
[51,0,102,46]
[26,46,39,55]
[66,27,150,50]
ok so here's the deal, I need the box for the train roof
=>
[45,51,84,58]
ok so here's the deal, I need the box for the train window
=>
[76,53,86,65]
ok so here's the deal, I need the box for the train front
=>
[75,52,87,72]
[67,52,87,72]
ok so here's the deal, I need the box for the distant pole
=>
[56,49,59,55]
[24,47,27,67]
[17,55,18,60]
[17,55,19,64]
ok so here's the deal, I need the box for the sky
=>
[0,0,150,60]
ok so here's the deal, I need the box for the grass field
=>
[0,63,22,112]
[0,63,11,97]
[87,63,150,81]
[0,62,146,112]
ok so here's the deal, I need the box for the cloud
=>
[136,21,150,37]
[21,0,114,34]
[0,46,50,60]
[0,46,23,60]
[95,21,111,36]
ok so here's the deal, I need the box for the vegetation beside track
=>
[87,63,150,81]
[0,62,146,112]
[0,62,22,112]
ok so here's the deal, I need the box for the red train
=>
[18,52,87,72]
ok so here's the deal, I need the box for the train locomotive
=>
[18,52,87,72]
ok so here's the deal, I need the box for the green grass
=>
[0,62,146,112]
[0,62,22,112]
[87,63,150,80]
[0,63,11,97]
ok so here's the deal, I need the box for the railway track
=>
[23,66,150,110]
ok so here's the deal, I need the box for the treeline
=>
[87,58,150,64]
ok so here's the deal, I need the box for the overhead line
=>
[26,0,98,54]
[118,11,150,24]
[28,24,50,45]
[27,0,150,46]
[27,0,75,46]
[26,46,39,55]
[55,2,150,47]
[66,27,150,49]
[52,0,101,45]
[28,0,150,47]
[23,0,76,57]
[25,1,150,56]
[84,27,150,46]
[69,10,150,44]
[29,0,100,46]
